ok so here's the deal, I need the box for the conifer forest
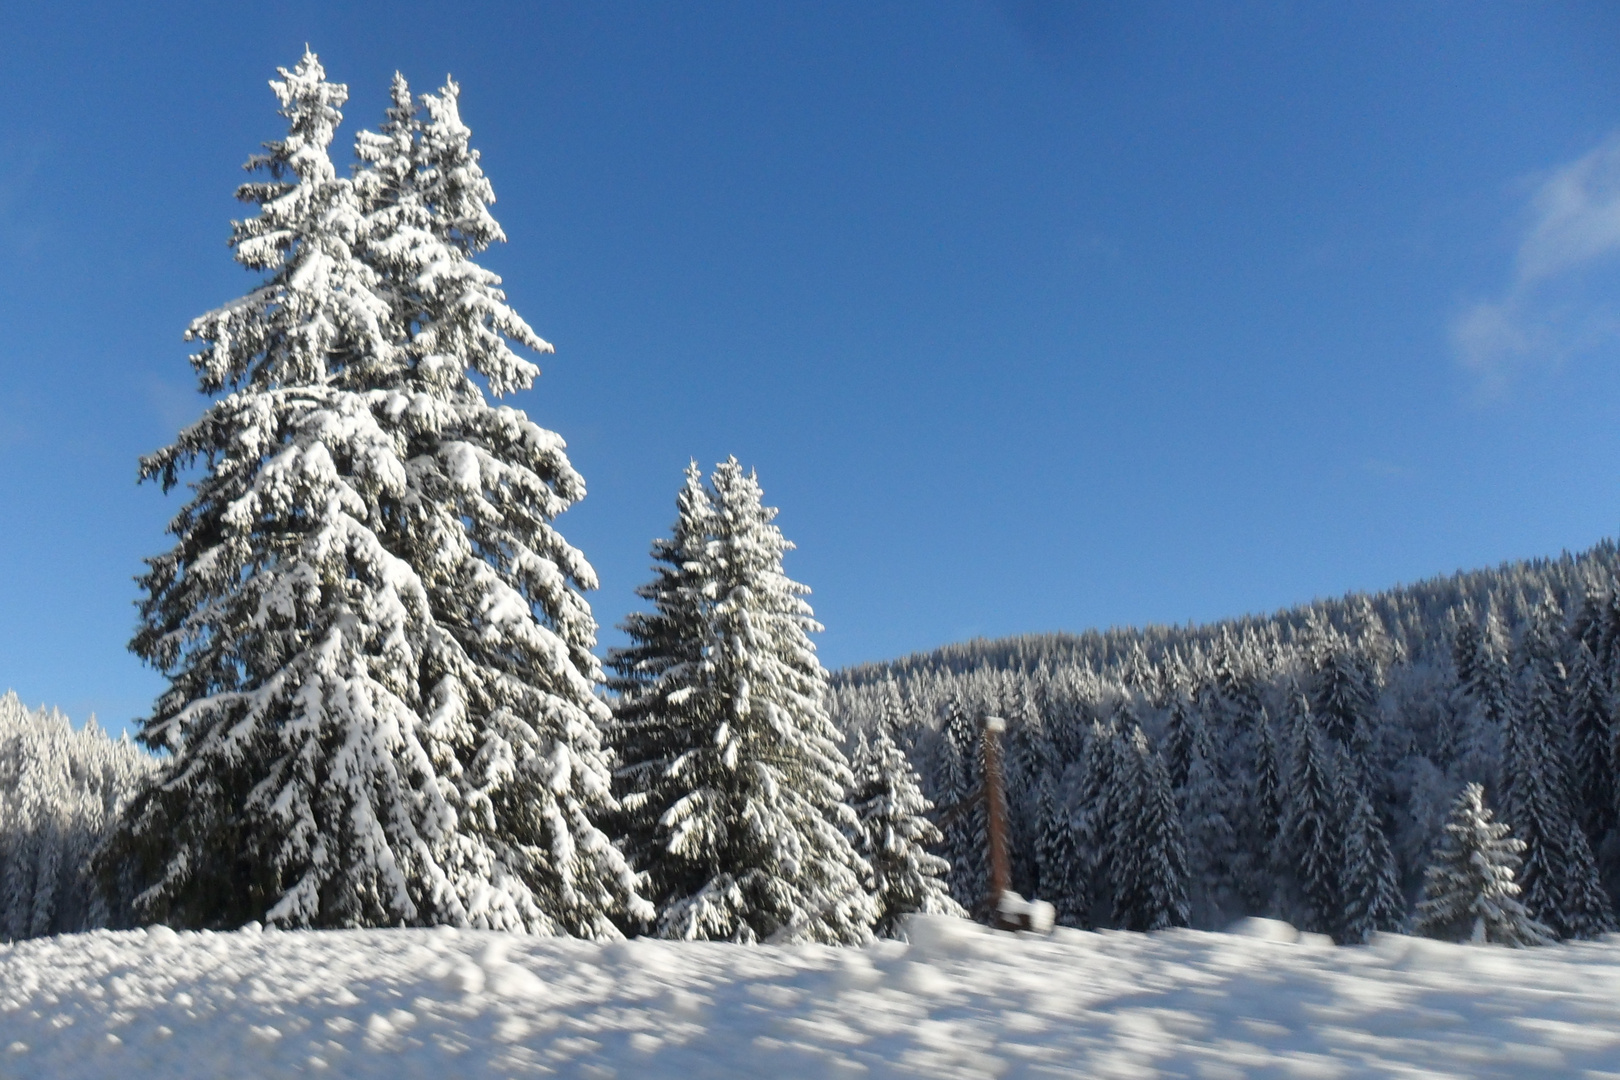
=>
[7,49,1620,956]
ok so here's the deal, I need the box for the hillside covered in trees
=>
[830,540,1620,942]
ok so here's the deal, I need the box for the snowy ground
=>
[5,917,1620,1079]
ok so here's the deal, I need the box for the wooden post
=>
[982,715,1009,915]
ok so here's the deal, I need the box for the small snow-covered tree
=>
[1415,783,1550,946]
[848,724,964,936]
[103,53,643,936]
[609,459,876,943]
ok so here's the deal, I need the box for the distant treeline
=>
[830,540,1620,942]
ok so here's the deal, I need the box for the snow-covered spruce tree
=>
[1286,693,1341,936]
[608,458,876,943]
[1308,619,1378,751]
[1415,783,1550,945]
[1250,709,1283,866]
[1161,689,1199,792]
[1177,708,1236,927]
[877,677,919,754]
[1035,770,1087,927]
[1457,608,1515,728]
[1501,664,1613,939]
[1520,593,1572,723]
[607,461,712,892]
[1339,785,1404,943]
[936,692,987,911]
[1110,721,1190,932]
[103,53,644,935]
[848,724,964,936]
[0,695,158,940]
[1000,682,1046,897]
[1072,718,1121,922]
[1567,641,1614,845]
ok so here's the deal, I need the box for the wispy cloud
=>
[1454,134,1620,394]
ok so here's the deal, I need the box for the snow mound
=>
[5,922,1620,1077]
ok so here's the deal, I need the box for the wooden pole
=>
[982,715,1009,918]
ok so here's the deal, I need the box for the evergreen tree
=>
[1286,693,1341,936]
[608,463,713,891]
[848,725,964,937]
[1072,718,1120,922]
[1110,724,1190,931]
[1035,770,1087,926]
[1177,711,1235,927]
[1415,783,1550,946]
[1520,593,1571,723]
[104,54,642,935]
[878,677,916,754]
[1502,665,1615,939]
[1001,683,1047,897]
[1571,578,1619,678]
[1161,691,1198,792]
[1339,785,1404,943]
[1251,709,1283,858]
[1451,610,1485,709]
[1567,641,1615,844]
[1207,631,1264,732]
[1308,620,1378,750]
[936,693,987,910]
[609,459,876,943]
[1457,609,1516,728]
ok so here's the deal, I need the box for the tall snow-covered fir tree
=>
[1567,641,1614,845]
[1175,704,1236,927]
[936,692,988,911]
[1415,783,1550,946]
[1339,785,1404,943]
[1250,710,1283,871]
[1072,718,1121,921]
[606,460,712,891]
[1109,719,1189,932]
[608,459,876,944]
[1307,619,1378,753]
[847,723,964,936]
[1286,693,1341,936]
[102,53,645,936]
[1503,662,1613,939]
[1035,770,1087,926]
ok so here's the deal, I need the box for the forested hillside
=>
[0,694,155,941]
[830,540,1620,942]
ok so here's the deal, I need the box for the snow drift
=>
[4,915,1620,1078]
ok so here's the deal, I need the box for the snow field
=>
[5,917,1620,1078]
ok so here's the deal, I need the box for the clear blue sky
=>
[4,2,1620,731]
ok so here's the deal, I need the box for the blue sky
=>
[4,2,1620,732]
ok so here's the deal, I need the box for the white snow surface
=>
[5,914,1620,1078]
